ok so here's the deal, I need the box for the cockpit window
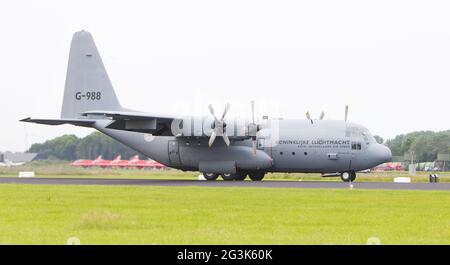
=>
[346,126,376,143]
[345,126,363,138]
[361,128,376,143]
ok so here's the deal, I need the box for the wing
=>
[20,110,177,136]
[81,110,176,136]
[22,111,249,139]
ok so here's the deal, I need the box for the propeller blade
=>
[208,104,214,116]
[252,139,257,155]
[221,103,230,120]
[208,130,217,147]
[208,104,219,121]
[306,111,311,120]
[320,111,325,120]
[222,133,230,146]
[251,100,255,123]
[345,105,349,122]
[306,111,313,124]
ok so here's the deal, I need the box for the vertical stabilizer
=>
[61,31,122,118]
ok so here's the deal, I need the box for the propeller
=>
[306,111,325,124]
[344,105,349,122]
[319,111,325,120]
[248,100,259,155]
[208,103,231,147]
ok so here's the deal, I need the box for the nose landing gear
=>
[340,171,356,182]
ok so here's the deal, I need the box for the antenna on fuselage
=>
[344,105,349,122]
[249,100,259,155]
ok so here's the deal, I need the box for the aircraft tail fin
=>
[61,31,123,119]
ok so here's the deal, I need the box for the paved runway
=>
[0,177,449,190]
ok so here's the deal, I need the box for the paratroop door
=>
[168,140,181,166]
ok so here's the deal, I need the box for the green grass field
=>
[1,161,449,244]
[1,160,450,182]
[0,183,449,244]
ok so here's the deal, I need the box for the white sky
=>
[1,0,449,151]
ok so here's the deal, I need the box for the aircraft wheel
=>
[221,173,235,181]
[248,171,265,181]
[234,172,247,181]
[203,172,219,181]
[350,171,357,182]
[340,171,356,182]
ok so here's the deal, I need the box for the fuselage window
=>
[351,142,362,150]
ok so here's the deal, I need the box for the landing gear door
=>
[257,138,265,150]
[168,140,181,166]
[337,151,353,171]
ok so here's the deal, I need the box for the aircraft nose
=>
[372,144,392,164]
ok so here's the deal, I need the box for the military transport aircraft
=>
[21,31,391,182]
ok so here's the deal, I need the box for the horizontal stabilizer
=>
[20,117,95,127]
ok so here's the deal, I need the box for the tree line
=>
[28,132,140,160]
[28,130,450,162]
[385,130,450,162]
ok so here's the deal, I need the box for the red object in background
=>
[70,158,94,168]
[91,155,111,168]
[127,155,166,169]
[146,159,166,169]
[109,155,129,168]
[373,162,403,171]
[385,162,402,171]
[70,155,166,169]
[70,155,109,168]
[127,155,149,169]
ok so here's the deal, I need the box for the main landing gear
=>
[202,171,265,181]
[203,172,219,181]
[340,171,356,182]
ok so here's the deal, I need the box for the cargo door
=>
[168,140,181,166]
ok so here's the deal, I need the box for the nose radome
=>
[382,145,392,163]
[368,144,392,166]
[376,144,392,164]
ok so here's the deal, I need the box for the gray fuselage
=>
[94,118,392,174]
